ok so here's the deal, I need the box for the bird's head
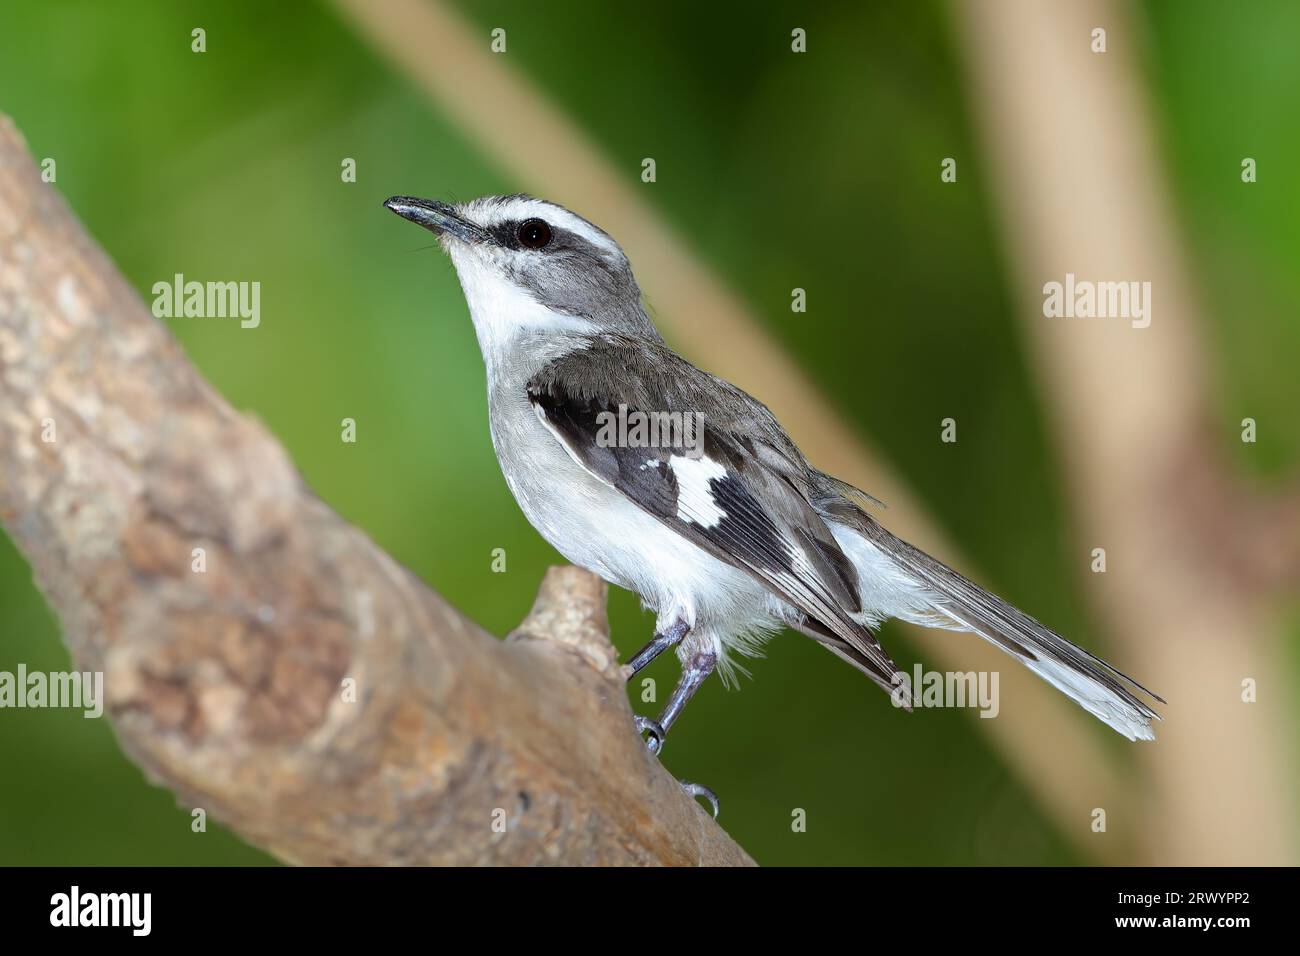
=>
[384,194,656,353]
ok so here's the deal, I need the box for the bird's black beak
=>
[383,196,492,244]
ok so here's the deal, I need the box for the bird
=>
[385,193,1163,812]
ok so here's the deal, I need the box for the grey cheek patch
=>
[509,241,648,335]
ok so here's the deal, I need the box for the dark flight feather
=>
[813,472,1165,722]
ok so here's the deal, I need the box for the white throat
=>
[447,244,593,372]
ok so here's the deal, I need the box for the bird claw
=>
[680,781,720,819]
[633,717,720,818]
[635,715,666,755]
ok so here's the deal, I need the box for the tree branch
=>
[0,116,753,866]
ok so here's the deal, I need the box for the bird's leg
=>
[628,627,722,818]
[627,618,689,756]
[624,617,690,679]
[634,646,717,756]
[654,648,716,741]
[636,646,721,817]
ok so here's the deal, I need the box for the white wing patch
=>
[669,455,728,528]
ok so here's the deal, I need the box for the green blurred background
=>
[0,0,1296,865]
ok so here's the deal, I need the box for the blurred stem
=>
[951,0,1297,863]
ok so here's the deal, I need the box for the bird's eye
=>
[517,218,552,250]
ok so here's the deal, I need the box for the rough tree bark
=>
[0,116,753,866]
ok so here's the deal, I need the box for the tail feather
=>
[816,482,1163,740]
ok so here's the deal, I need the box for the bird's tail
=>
[816,482,1164,740]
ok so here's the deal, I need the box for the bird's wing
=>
[526,334,901,693]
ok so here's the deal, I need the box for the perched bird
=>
[386,194,1163,810]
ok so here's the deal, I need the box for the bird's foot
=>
[680,781,720,819]
[634,715,666,755]
[633,716,721,818]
